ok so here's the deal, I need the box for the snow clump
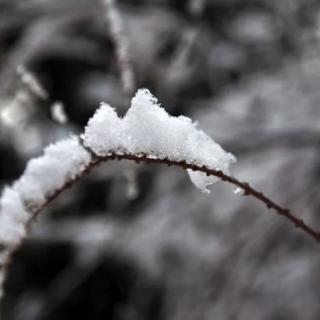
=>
[83,88,236,193]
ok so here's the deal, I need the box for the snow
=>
[0,188,27,246]
[0,188,27,298]
[233,187,245,196]
[51,101,68,124]
[13,136,91,205]
[83,88,236,192]
[83,102,124,154]
[0,136,91,280]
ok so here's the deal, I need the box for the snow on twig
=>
[0,88,318,302]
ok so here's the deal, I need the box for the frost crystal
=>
[83,88,236,193]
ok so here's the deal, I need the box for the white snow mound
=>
[83,88,236,193]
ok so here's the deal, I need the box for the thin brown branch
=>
[30,149,320,244]
[1,143,319,300]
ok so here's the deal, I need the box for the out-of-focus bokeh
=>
[1,0,320,319]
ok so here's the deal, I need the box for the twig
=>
[100,0,136,98]
[1,138,319,303]
[29,146,320,243]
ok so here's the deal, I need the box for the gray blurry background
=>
[0,0,320,319]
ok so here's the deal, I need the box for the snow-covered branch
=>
[0,89,318,301]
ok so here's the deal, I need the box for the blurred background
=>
[1,0,320,319]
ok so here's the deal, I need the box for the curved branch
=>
[1,88,319,304]
[32,149,320,243]
[0,143,319,303]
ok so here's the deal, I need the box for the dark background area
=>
[1,0,320,319]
